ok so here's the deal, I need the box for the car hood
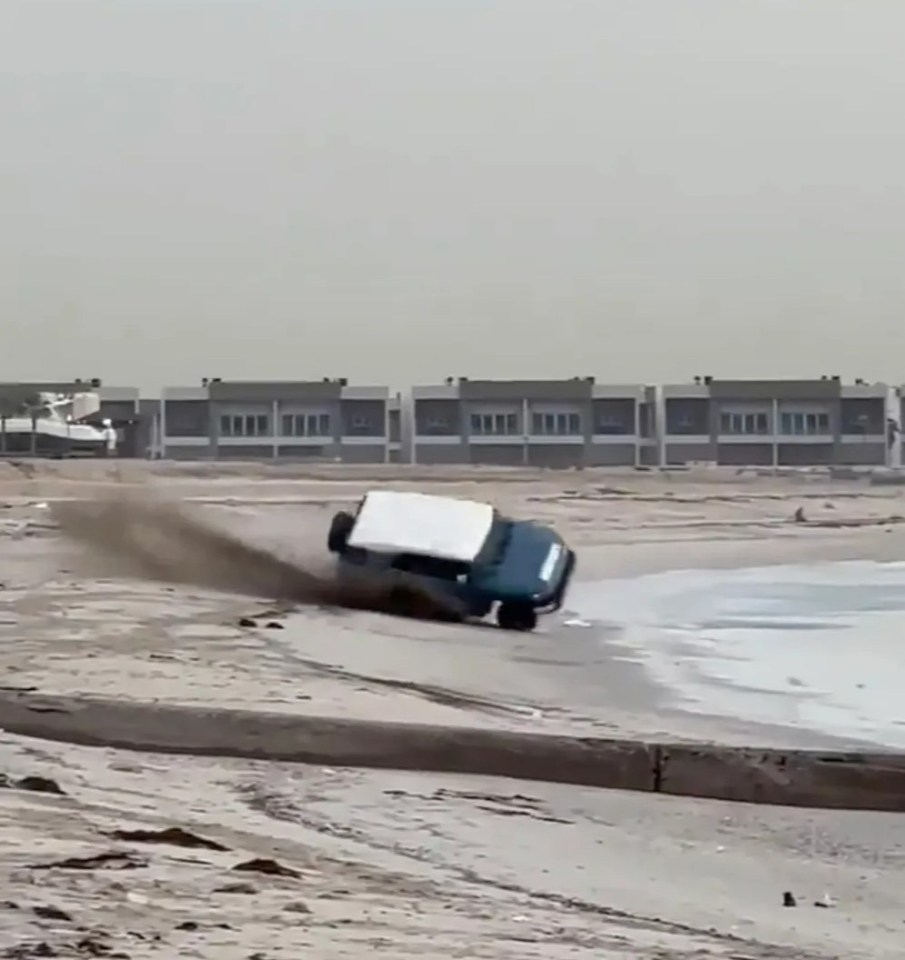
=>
[472,521,566,600]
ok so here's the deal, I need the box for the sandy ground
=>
[1,462,905,958]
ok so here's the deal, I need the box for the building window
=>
[780,412,830,435]
[220,414,270,437]
[419,416,453,435]
[531,412,581,436]
[470,412,518,436]
[720,412,769,435]
[596,415,630,435]
[843,413,872,435]
[281,413,331,437]
[347,415,375,435]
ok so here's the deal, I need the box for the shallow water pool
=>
[569,561,905,749]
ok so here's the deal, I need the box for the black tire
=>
[496,602,538,632]
[327,511,355,554]
[387,586,421,618]
[386,585,465,623]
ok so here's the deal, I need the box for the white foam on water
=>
[569,561,905,749]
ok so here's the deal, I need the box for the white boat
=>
[0,392,111,456]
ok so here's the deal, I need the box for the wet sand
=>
[1,462,905,957]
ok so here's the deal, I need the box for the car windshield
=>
[474,512,512,568]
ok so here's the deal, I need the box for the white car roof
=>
[347,490,495,564]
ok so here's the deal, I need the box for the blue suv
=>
[326,490,576,631]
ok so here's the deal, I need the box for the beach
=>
[1,462,904,958]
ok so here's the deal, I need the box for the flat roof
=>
[347,490,494,564]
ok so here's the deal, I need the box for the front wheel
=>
[496,602,538,632]
[327,511,355,554]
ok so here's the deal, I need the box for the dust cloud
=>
[50,496,462,618]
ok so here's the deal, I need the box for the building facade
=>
[0,375,895,467]
[662,378,890,467]
[157,379,400,463]
[411,378,653,467]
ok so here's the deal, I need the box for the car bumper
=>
[534,548,576,614]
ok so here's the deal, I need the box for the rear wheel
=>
[386,585,464,622]
[387,586,421,618]
[327,511,355,554]
[496,602,538,632]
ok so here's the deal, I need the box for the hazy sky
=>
[3,0,905,392]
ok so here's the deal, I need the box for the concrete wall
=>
[717,443,773,466]
[639,445,659,467]
[587,443,640,466]
[836,441,888,465]
[412,443,469,465]
[778,443,836,466]
[468,443,525,466]
[664,442,714,465]
[526,443,586,468]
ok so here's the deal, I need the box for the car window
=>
[474,514,512,567]
[391,553,469,581]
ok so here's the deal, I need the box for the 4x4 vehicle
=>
[327,490,575,631]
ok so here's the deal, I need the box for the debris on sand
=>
[174,920,231,932]
[4,939,127,959]
[29,851,147,871]
[212,881,257,895]
[282,900,311,914]
[17,776,65,795]
[0,774,66,796]
[106,827,228,851]
[237,614,286,629]
[75,936,127,957]
[31,905,73,922]
[231,857,301,879]
[789,505,905,529]
[4,942,58,959]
